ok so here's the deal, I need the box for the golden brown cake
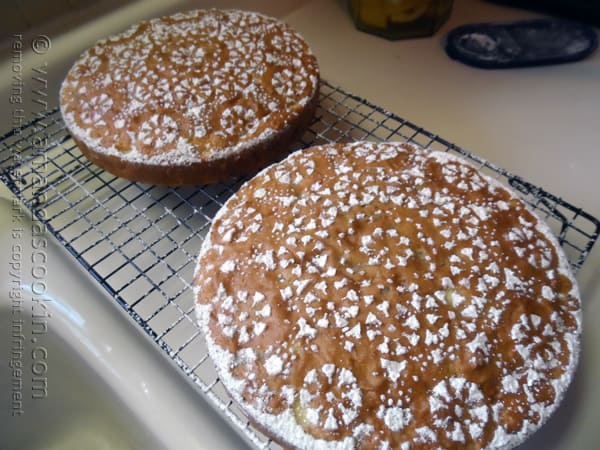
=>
[194,141,581,449]
[59,9,319,186]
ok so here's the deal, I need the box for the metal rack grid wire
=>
[1,80,598,449]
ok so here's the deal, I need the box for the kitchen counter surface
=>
[1,1,599,448]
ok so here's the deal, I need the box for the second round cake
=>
[60,9,319,186]
[194,141,581,449]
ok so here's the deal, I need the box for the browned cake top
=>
[59,9,319,166]
[194,142,580,450]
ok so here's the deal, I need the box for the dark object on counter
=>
[445,19,598,69]
[349,0,453,40]
[487,0,600,28]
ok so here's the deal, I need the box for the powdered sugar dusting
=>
[60,9,319,167]
[194,141,581,449]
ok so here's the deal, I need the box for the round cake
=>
[193,141,581,449]
[59,9,319,186]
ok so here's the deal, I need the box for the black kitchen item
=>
[445,18,598,69]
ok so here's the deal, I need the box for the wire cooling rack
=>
[1,80,599,449]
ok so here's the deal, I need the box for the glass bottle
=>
[350,0,453,39]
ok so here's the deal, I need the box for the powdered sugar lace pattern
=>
[194,142,581,449]
[59,9,319,166]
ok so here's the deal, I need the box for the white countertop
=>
[1,0,599,448]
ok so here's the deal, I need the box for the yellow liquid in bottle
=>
[350,0,453,39]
